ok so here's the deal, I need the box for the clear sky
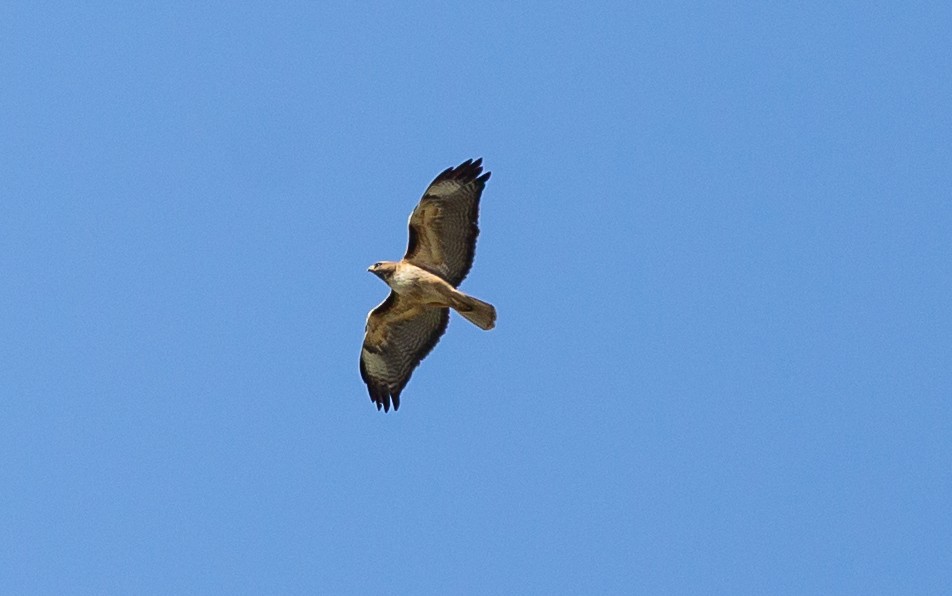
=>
[2,2,950,594]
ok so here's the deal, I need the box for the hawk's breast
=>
[390,264,451,304]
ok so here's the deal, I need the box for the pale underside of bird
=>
[359,158,496,412]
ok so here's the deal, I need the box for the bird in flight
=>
[360,158,496,412]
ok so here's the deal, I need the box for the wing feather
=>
[405,158,490,287]
[359,291,450,412]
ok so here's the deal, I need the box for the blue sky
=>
[2,2,950,593]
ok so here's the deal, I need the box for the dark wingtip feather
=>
[367,383,399,413]
[376,389,390,412]
[432,158,490,185]
[366,380,395,413]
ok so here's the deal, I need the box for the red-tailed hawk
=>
[360,158,496,412]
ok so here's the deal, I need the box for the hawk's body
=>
[360,159,496,412]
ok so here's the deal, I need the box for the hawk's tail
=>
[452,293,496,331]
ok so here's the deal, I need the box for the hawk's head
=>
[368,261,397,282]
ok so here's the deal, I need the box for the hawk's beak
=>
[367,266,374,273]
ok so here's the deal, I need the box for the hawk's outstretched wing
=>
[404,158,491,287]
[359,291,450,412]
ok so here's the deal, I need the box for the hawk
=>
[360,158,497,412]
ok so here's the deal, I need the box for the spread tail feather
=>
[452,293,496,330]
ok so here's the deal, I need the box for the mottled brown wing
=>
[359,291,450,412]
[404,158,491,287]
